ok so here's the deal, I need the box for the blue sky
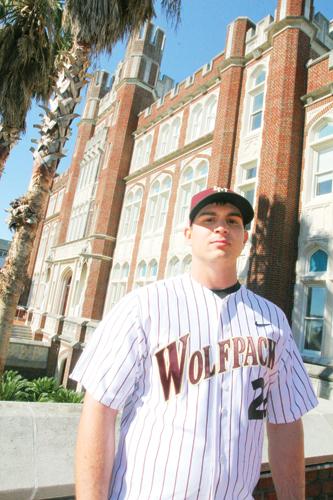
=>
[0,0,332,240]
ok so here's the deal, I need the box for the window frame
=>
[236,160,258,230]
[144,175,172,236]
[118,186,143,240]
[247,67,266,134]
[301,248,329,358]
[310,127,333,199]
[175,161,209,229]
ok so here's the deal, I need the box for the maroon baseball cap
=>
[189,187,254,225]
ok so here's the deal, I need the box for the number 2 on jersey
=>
[248,377,268,420]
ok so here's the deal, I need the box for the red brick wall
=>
[254,463,333,499]
[57,121,95,245]
[209,65,244,187]
[209,18,253,187]
[248,28,311,319]
[307,56,333,94]
[277,0,309,20]
[229,18,255,58]
[137,53,225,131]
[81,84,154,319]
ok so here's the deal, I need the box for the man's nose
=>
[214,221,228,233]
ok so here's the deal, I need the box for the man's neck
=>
[190,262,238,290]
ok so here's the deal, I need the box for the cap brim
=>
[190,192,254,225]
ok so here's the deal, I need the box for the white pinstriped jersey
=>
[71,274,318,500]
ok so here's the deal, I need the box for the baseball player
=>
[72,186,318,500]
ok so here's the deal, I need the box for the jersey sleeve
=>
[70,291,145,410]
[266,313,318,424]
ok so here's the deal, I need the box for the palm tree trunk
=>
[0,127,20,180]
[0,42,90,374]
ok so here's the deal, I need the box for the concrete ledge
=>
[0,398,332,499]
[7,339,49,369]
[0,402,81,500]
[261,398,333,471]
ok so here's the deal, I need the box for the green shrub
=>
[0,370,29,401]
[25,376,59,402]
[0,371,83,403]
[51,387,84,403]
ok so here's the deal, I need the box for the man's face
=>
[184,202,248,266]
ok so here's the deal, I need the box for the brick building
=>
[26,0,333,397]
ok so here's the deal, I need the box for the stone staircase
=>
[11,323,33,340]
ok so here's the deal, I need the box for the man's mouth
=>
[210,239,230,245]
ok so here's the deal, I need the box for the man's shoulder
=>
[139,274,189,294]
[119,275,189,303]
[240,286,287,321]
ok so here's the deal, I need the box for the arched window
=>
[132,135,153,170]
[204,95,218,132]
[36,225,49,269]
[147,259,158,284]
[309,250,328,272]
[106,262,129,311]
[167,257,180,278]
[176,161,209,226]
[143,135,152,165]
[59,271,72,316]
[135,260,147,287]
[118,187,143,239]
[248,68,266,132]
[303,249,329,355]
[144,176,172,234]
[189,103,203,142]
[317,122,333,140]
[132,141,143,169]
[182,254,192,273]
[73,263,88,309]
[157,124,170,158]
[310,121,333,197]
[170,117,181,152]
[145,180,160,233]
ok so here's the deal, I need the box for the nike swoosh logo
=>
[255,321,271,327]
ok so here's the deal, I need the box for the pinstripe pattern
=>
[71,274,318,499]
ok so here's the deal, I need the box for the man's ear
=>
[184,225,192,243]
[243,230,249,245]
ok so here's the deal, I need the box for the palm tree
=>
[0,0,67,179]
[0,0,181,374]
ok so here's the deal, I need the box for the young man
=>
[72,187,318,500]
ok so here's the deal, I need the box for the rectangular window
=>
[304,286,326,352]
[316,175,332,196]
[250,92,264,131]
[238,161,258,229]
[179,186,191,224]
[246,167,257,180]
[242,186,255,207]
[315,149,333,196]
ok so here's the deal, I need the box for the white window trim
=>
[186,91,219,144]
[244,64,268,137]
[144,175,172,236]
[104,262,129,312]
[301,280,327,357]
[155,114,183,160]
[118,186,143,240]
[309,134,333,201]
[299,247,330,359]
[236,160,258,230]
[174,160,209,230]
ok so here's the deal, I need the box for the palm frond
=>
[0,0,67,130]
[64,0,181,53]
